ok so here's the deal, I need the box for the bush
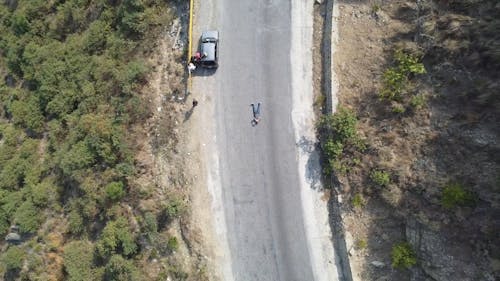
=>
[142,212,157,236]
[63,241,95,281]
[14,199,43,233]
[319,107,363,175]
[441,182,476,209]
[391,242,417,269]
[167,237,179,252]
[1,246,25,271]
[380,50,426,101]
[352,193,365,209]
[162,194,187,222]
[104,255,139,281]
[319,107,358,144]
[370,170,391,187]
[68,209,85,235]
[105,181,126,202]
[391,103,406,114]
[410,93,427,109]
[96,218,137,258]
[355,239,368,250]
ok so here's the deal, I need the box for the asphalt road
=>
[195,0,318,280]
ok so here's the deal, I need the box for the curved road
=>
[193,1,338,280]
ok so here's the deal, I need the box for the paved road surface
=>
[195,0,319,280]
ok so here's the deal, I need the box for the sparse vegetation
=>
[380,50,426,102]
[352,193,365,208]
[330,0,500,279]
[318,107,364,176]
[391,242,417,269]
[441,182,476,209]
[356,239,368,250]
[167,236,179,252]
[370,170,391,187]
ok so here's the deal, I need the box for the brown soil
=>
[332,0,499,280]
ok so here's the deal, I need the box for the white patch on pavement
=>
[291,1,340,281]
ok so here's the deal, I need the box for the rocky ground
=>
[329,0,500,280]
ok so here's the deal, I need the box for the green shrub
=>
[391,103,406,114]
[370,170,391,187]
[441,182,476,209]
[410,94,427,109]
[68,209,85,235]
[96,218,137,258]
[63,241,95,281]
[14,199,43,233]
[0,209,9,235]
[391,242,417,269]
[104,255,139,281]
[105,181,126,202]
[31,179,58,208]
[352,193,365,208]
[319,107,363,175]
[380,50,426,101]
[167,237,179,252]
[355,239,368,250]
[319,107,358,144]
[142,212,157,236]
[162,195,187,221]
[9,97,45,134]
[323,140,344,159]
[1,246,25,271]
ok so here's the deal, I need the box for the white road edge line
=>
[291,1,341,281]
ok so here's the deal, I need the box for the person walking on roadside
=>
[251,102,261,125]
[192,99,198,108]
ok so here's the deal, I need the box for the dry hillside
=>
[318,0,499,280]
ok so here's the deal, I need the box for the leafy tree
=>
[1,246,25,271]
[10,96,44,134]
[96,218,137,258]
[68,208,85,235]
[14,199,43,233]
[0,209,9,235]
[118,0,147,37]
[58,141,95,174]
[11,12,30,35]
[63,241,95,281]
[104,255,139,281]
[106,181,126,202]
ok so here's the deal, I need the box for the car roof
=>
[201,30,219,41]
[201,42,216,61]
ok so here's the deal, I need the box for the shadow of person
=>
[184,107,194,122]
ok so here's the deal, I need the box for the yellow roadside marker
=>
[187,0,194,91]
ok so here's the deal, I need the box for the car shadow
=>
[190,67,218,77]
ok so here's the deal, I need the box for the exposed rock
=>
[374,10,389,23]
[5,232,21,243]
[371,260,385,268]
[406,217,493,281]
